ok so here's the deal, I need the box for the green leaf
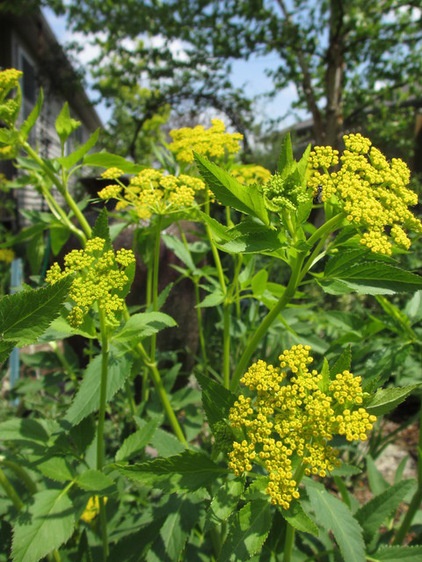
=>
[113,312,177,346]
[219,220,284,255]
[149,427,185,458]
[84,151,144,174]
[306,481,366,562]
[330,346,352,377]
[206,478,244,528]
[12,489,75,562]
[197,289,225,308]
[55,102,81,146]
[0,278,71,346]
[320,260,422,295]
[65,352,132,425]
[115,418,159,462]
[196,372,237,426]
[219,500,272,562]
[20,90,43,139]
[195,153,270,226]
[162,233,196,271]
[277,133,294,173]
[0,340,17,366]
[57,129,100,169]
[283,501,319,536]
[91,208,111,246]
[116,450,226,493]
[0,418,49,446]
[75,470,115,493]
[366,385,420,416]
[36,457,74,483]
[355,480,416,544]
[374,546,422,561]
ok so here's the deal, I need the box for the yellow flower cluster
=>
[228,344,376,509]
[100,167,124,180]
[0,248,15,264]
[99,168,205,219]
[168,119,243,164]
[45,237,135,327]
[231,164,272,186]
[308,133,422,254]
[0,69,22,128]
[0,68,22,100]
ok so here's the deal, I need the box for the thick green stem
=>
[283,522,295,562]
[392,404,422,545]
[97,308,110,560]
[0,466,24,511]
[0,457,37,495]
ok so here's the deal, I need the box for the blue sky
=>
[43,7,306,129]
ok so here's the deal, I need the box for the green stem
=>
[97,307,110,560]
[150,217,163,362]
[222,302,231,389]
[283,522,295,562]
[392,404,422,545]
[194,278,208,367]
[231,252,306,390]
[0,466,24,511]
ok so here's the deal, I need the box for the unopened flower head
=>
[263,171,311,215]
[228,344,376,509]
[168,119,243,164]
[45,237,135,327]
[100,168,205,219]
[308,133,422,254]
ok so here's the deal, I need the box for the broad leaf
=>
[374,546,422,561]
[57,129,100,169]
[36,457,74,483]
[12,489,75,562]
[113,312,177,346]
[195,153,270,225]
[366,385,420,416]
[65,352,132,425]
[283,501,319,536]
[355,480,416,544]
[0,418,50,446]
[20,90,43,139]
[306,480,366,562]
[55,102,81,145]
[330,346,352,377]
[84,151,144,174]
[277,133,294,173]
[75,470,115,493]
[116,450,226,493]
[206,478,244,528]
[219,500,272,562]
[91,208,111,246]
[0,278,71,346]
[115,418,160,462]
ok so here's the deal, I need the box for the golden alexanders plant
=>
[0,68,422,561]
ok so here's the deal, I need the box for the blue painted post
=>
[9,258,23,403]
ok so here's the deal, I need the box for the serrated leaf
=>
[206,478,244,528]
[36,457,74,483]
[330,346,352,377]
[196,372,237,426]
[306,481,366,562]
[115,418,159,462]
[277,133,294,173]
[75,470,115,493]
[219,500,272,562]
[355,480,416,543]
[197,289,225,308]
[113,312,177,345]
[65,352,132,425]
[0,278,71,346]
[195,153,270,226]
[374,546,422,560]
[321,261,422,295]
[91,208,111,246]
[150,427,185,457]
[219,221,284,254]
[366,385,420,416]
[12,489,75,562]
[0,340,16,366]
[283,501,319,536]
[115,450,226,493]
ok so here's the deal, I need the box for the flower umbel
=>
[168,119,243,164]
[227,345,376,509]
[308,133,422,254]
[45,237,135,327]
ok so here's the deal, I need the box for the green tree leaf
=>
[0,278,71,347]
[65,352,132,425]
[354,480,416,544]
[366,385,420,416]
[219,500,272,562]
[12,489,75,562]
[306,480,366,562]
[195,153,270,226]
